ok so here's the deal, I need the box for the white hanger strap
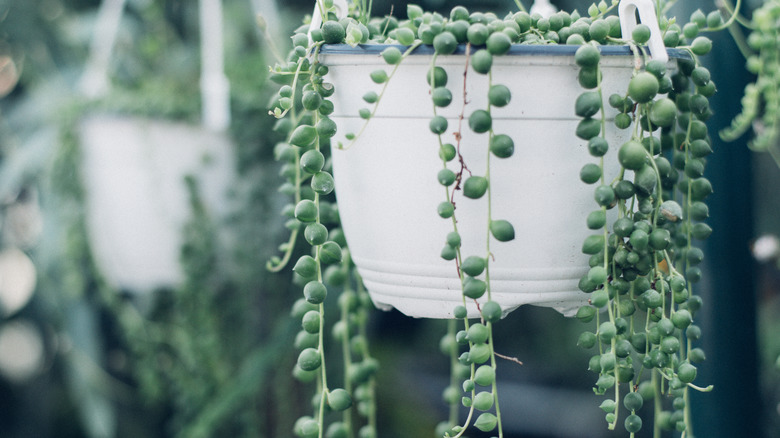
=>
[618,0,669,62]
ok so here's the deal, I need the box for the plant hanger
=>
[618,0,668,62]
[78,0,231,131]
[78,0,126,99]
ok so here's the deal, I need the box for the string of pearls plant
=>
[267,1,735,436]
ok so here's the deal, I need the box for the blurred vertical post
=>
[199,0,231,132]
[78,0,126,98]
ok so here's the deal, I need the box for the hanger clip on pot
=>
[618,0,669,63]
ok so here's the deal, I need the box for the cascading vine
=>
[721,0,780,167]
[268,16,378,437]
[572,24,716,437]
[421,6,522,435]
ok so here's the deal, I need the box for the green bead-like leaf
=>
[489,220,515,241]
[472,391,494,411]
[481,301,502,323]
[461,256,486,277]
[490,134,514,158]
[575,44,600,68]
[327,389,353,411]
[293,255,318,280]
[474,365,495,386]
[290,125,318,147]
[311,171,335,195]
[321,21,346,44]
[467,323,489,344]
[297,348,322,371]
[575,91,602,118]
[471,49,493,74]
[433,31,458,55]
[370,69,388,84]
[303,281,327,304]
[628,72,659,103]
[396,27,415,45]
[463,277,486,299]
[488,84,511,107]
[469,343,491,364]
[468,110,492,133]
[295,200,318,222]
[431,87,453,107]
[301,150,325,174]
[474,412,498,432]
[463,176,488,198]
[301,310,320,333]
[316,117,337,138]
[381,47,403,64]
[430,116,449,134]
[320,241,343,264]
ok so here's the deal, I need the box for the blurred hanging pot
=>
[76,0,233,293]
[79,115,233,293]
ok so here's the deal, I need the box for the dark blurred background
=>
[0,0,776,437]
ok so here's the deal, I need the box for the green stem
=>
[317,316,328,438]
[355,276,378,435]
[315,227,329,438]
[429,52,473,438]
[268,46,323,272]
[705,0,742,32]
[340,279,355,438]
[339,41,423,150]
[683,338,693,438]
[484,66,503,438]
[488,323,503,438]
[591,58,621,431]
[447,319,460,429]
[726,15,754,60]
[315,0,326,23]
[653,371,662,438]
[610,335,619,430]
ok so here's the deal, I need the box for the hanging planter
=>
[326,43,687,318]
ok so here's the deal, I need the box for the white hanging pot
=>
[322,1,682,319]
[79,115,234,293]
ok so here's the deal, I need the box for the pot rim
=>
[319,43,691,59]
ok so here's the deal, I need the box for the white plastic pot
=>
[79,115,234,293]
[324,45,682,319]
